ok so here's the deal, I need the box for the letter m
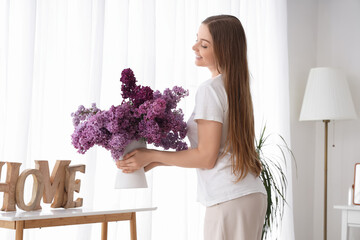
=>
[35,160,71,208]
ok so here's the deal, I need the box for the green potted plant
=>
[256,126,295,239]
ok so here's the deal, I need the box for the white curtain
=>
[0,0,294,239]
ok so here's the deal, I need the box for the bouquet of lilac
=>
[71,68,189,160]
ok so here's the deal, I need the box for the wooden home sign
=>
[0,160,85,212]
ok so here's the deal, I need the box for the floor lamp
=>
[299,67,357,240]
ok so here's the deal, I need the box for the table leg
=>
[15,221,24,240]
[130,212,137,240]
[341,210,348,240]
[101,222,108,240]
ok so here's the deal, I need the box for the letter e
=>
[63,165,85,208]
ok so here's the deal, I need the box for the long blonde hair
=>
[202,15,261,181]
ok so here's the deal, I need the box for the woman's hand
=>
[116,148,155,173]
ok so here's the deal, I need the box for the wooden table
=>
[334,205,360,240]
[0,206,156,240]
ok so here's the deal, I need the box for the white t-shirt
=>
[187,74,267,207]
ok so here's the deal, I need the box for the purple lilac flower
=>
[120,68,154,107]
[155,86,189,111]
[71,103,101,127]
[160,132,188,151]
[71,68,189,161]
[132,85,154,107]
[120,68,137,99]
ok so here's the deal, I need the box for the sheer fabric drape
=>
[0,0,294,239]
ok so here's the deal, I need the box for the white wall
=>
[288,0,360,239]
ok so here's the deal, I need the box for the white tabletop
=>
[0,206,157,221]
[334,205,360,210]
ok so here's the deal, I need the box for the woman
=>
[117,15,267,240]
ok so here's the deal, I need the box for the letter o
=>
[16,169,44,211]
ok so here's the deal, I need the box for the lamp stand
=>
[323,119,330,240]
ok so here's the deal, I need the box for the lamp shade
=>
[299,67,357,121]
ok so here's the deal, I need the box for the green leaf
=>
[257,124,296,239]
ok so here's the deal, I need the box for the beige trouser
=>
[204,193,267,240]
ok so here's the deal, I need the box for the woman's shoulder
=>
[198,74,224,92]
[196,75,227,108]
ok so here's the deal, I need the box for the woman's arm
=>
[144,162,166,172]
[116,119,222,173]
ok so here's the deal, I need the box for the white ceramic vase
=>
[114,140,148,189]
